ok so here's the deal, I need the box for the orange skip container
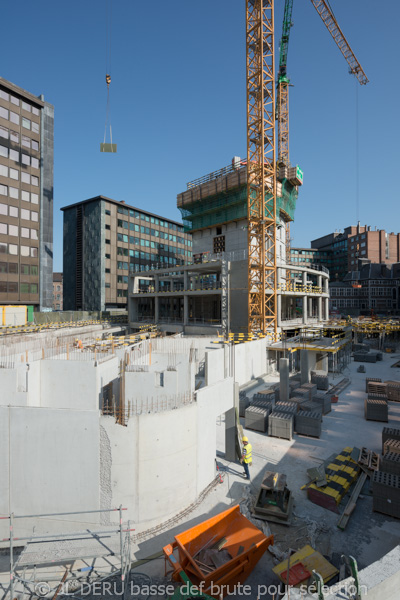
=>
[163,504,273,598]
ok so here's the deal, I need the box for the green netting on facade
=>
[179,181,298,232]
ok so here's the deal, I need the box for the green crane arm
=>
[278,0,294,82]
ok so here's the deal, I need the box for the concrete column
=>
[184,270,189,291]
[154,275,159,293]
[302,271,307,286]
[308,297,313,319]
[318,296,322,322]
[300,349,310,384]
[183,295,189,325]
[279,358,289,402]
[325,297,329,320]
[225,383,239,462]
[154,296,159,323]
[302,295,308,324]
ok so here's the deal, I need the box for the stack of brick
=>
[245,405,271,432]
[381,452,400,476]
[252,390,275,406]
[372,471,400,518]
[302,382,318,399]
[364,399,388,422]
[239,392,250,417]
[383,439,400,456]
[354,343,369,352]
[366,377,382,392]
[354,353,377,363]
[386,381,400,402]
[301,401,323,420]
[287,397,309,411]
[367,393,388,403]
[294,410,322,438]
[313,392,331,415]
[274,401,298,417]
[268,411,293,441]
[382,427,400,453]
[367,381,387,397]
[251,398,273,410]
[290,387,310,401]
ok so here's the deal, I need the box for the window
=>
[9,206,18,217]
[10,96,19,106]
[0,125,8,139]
[0,242,6,254]
[31,176,39,186]
[105,209,111,215]
[22,153,30,165]
[31,211,38,222]
[105,224,110,230]
[0,185,7,196]
[8,282,18,293]
[105,253,110,259]
[30,247,38,257]
[9,168,19,180]
[9,187,18,199]
[10,112,19,125]
[9,149,19,162]
[105,268,110,273]
[21,264,30,275]
[0,144,7,158]
[21,227,30,238]
[0,165,7,177]
[30,283,38,293]
[21,209,30,220]
[31,229,38,240]
[0,90,9,101]
[0,106,9,119]
[20,283,30,293]
[105,283,110,288]
[9,244,18,255]
[31,157,39,169]
[8,263,18,274]
[0,262,6,273]
[22,101,31,112]
[32,107,40,116]
[20,246,30,257]
[0,223,7,234]
[31,140,39,151]
[22,135,30,148]
[21,172,30,184]
[105,239,110,245]
[22,117,31,129]
[10,130,18,143]
[30,265,38,275]
[31,193,38,204]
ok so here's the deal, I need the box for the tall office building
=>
[0,77,54,310]
[62,196,192,311]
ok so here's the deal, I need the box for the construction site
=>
[1,1,400,600]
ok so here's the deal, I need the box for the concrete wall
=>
[229,259,248,334]
[192,220,248,255]
[234,338,267,386]
[0,406,100,540]
[205,347,225,386]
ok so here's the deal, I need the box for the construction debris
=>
[252,471,294,525]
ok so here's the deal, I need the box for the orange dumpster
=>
[163,504,273,598]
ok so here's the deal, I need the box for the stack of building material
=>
[383,439,400,456]
[376,352,383,361]
[268,411,293,441]
[367,381,387,397]
[311,372,329,391]
[382,427,400,453]
[381,452,400,476]
[272,384,280,402]
[372,471,400,518]
[289,381,301,395]
[367,393,388,403]
[294,411,322,438]
[354,343,369,353]
[245,405,270,432]
[302,383,318,399]
[354,353,377,363]
[253,390,275,406]
[287,397,309,412]
[239,392,250,418]
[313,392,331,415]
[364,399,388,422]
[386,381,400,402]
[290,387,310,401]
[275,401,298,416]
[366,377,382,392]
[301,401,323,420]
[251,398,273,410]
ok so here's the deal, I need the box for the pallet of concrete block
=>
[367,380,387,397]
[381,452,400,476]
[365,377,382,393]
[385,381,400,402]
[383,439,400,456]
[302,382,317,399]
[367,392,388,403]
[372,471,400,519]
[252,390,275,406]
[301,400,323,420]
[290,386,310,401]
[286,397,308,412]
[354,343,369,353]
[274,401,297,416]
[268,411,293,441]
[245,405,270,432]
[310,372,329,391]
[251,398,273,410]
[354,352,377,363]
[294,410,322,438]
[382,427,400,454]
[239,394,250,418]
[364,398,388,422]
[313,392,331,415]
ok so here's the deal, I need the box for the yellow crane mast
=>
[246,0,277,336]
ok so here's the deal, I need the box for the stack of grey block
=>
[245,405,271,432]
[287,397,308,411]
[367,393,388,403]
[381,452,400,476]
[294,410,322,438]
[239,392,250,417]
[383,439,400,456]
[382,427,400,453]
[290,387,310,401]
[372,471,400,518]
[253,390,275,406]
[366,377,382,392]
[354,343,369,352]
[302,382,318,399]
[354,352,377,363]
[251,398,273,410]
[311,370,329,391]
[268,411,293,440]
[367,380,387,397]
[301,400,323,419]
[313,392,331,414]
[274,401,297,416]
[386,382,400,402]
[364,398,388,422]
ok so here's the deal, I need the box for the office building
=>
[0,77,54,309]
[62,196,192,311]
[53,272,63,310]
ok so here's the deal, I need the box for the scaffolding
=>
[1,507,133,600]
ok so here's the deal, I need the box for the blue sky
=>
[2,1,398,271]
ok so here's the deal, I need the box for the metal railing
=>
[186,161,244,189]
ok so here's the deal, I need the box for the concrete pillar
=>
[321,354,328,372]
[318,296,322,322]
[154,275,159,293]
[279,358,289,402]
[302,295,308,324]
[183,295,189,325]
[317,275,322,290]
[154,297,159,323]
[225,383,239,462]
[300,349,310,384]
[325,297,329,320]
[183,270,189,291]
[308,297,313,319]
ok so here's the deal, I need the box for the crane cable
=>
[104,0,113,146]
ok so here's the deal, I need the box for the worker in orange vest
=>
[75,338,83,349]
[241,436,252,480]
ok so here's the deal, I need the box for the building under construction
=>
[128,158,329,335]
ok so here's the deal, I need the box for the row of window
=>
[0,186,38,203]
[0,145,39,168]
[0,223,38,239]
[115,255,182,271]
[0,203,38,221]
[0,125,39,150]
[116,232,190,250]
[0,262,38,275]
[115,206,184,232]
[0,281,38,294]
[0,164,39,186]
[0,242,38,257]
[0,106,40,132]
[116,219,190,244]
[117,242,190,256]
[0,90,40,115]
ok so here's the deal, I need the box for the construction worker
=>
[75,338,83,350]
[241,436,252,480]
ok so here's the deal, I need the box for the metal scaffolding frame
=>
[1,507,133,600]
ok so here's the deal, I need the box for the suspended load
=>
[100,73,117,153]
[100,0,117,153]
